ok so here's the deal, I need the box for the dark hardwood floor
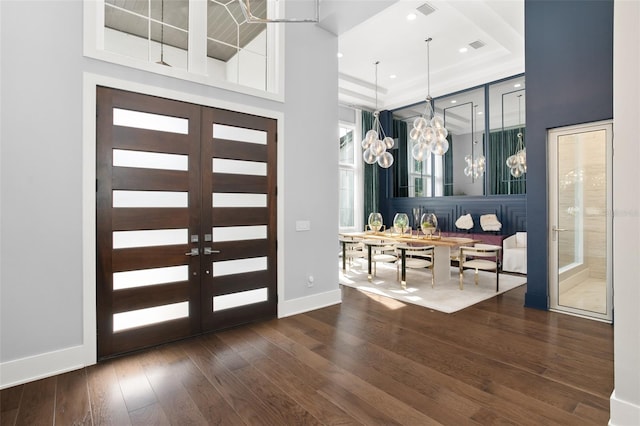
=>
[1,285,613,425]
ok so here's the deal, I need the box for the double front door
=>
[96,87,277,359]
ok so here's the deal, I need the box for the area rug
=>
[339,260,526,313]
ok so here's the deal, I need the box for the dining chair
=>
[458,244,502,291]
[338,236,365,271]
[371,239,398,277]
[396,244,435,289]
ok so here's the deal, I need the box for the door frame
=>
[547,120,613,322]
[82,72,286,364]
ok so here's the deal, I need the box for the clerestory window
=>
[84,0,283,100]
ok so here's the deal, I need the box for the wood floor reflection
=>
[1,285,613,425]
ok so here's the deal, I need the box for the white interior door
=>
[548,121,613,322]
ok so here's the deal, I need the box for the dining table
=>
[339,231,479,287]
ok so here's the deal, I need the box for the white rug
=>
[339,260,526,313]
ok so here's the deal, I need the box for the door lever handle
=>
[185,248,199,256]
[204,247,220,255]
[552,226,567,232]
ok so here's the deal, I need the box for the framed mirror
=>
[435,87,485,196]
[392,87,485,197]
[390,74,525,198]
[489,76,526,195]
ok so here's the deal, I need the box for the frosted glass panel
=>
[212,225,267,242]
[113,228,188,249]
[213,287,268,312]
[213,257,267,277]
[113,302,189,332]
[113,191,188,208]
[113,265,189,290]
[113,108,189,134]
[212,193,267,208]
[213,124,266,144]
[113,149,188,171]
[212,158,266,176]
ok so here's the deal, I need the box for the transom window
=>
[84,0,282,99]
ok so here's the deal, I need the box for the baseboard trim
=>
[278,289,342,318]
[0,345,95,390]
[609,390,640,425]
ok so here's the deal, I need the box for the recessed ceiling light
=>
[407,13,417,20]
[337,52,343,58]
[451,100,457,104]
[459,47,468,53]
[477,111,484,115]
[514,83,522,88]
[389,74,397,79]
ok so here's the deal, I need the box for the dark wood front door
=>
[96,87,277,359]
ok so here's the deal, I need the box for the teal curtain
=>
[489,128,526,194]
[393,119,408,197]
[443,134,454,196]
[362,110,378,226]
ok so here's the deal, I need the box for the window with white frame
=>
[84,0,283,99]
[339,124,362,231]
[408,150,433,197]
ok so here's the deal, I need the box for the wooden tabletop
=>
[339,231,478,248]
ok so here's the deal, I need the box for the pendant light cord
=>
[374,61,379,111]
[160,0,165,64]
[426,37,432,99]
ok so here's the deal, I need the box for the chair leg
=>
[430,263,435,288]
[459,269,464,290]
[496,267,499,292]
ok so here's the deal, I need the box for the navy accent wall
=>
[524,0,613,309]
[385,195,526,236]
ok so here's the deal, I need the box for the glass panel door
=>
[549,122,612,322]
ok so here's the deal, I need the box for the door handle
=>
[551,226,567,242]
[185,248,199,256]
[203,247,221,255]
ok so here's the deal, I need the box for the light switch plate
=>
[295,220,311,231]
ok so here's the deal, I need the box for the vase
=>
[420,212,438,237]
[393,213,409,235]
[368,212,383,233]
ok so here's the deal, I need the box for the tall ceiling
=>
[329,0,525,111]
[104,0,524,112]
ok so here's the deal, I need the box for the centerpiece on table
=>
[420,212,438,238]
[393,213,410,236]
[367,212,384,233]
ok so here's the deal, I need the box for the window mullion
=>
[188,0,208,75]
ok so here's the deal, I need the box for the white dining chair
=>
[458,244,502,291]
[396,244,435,289]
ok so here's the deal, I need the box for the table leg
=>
[342,241,346,271]
[433,245,452,285]
[400,247,407,289]
[367,244,373,282]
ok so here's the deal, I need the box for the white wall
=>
[610,0,640,424]
[0,0,339,388]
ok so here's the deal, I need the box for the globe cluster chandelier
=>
[507,94,527,177]
[411,38,450,161]
[362,61,394,169]
[464,104,486,180]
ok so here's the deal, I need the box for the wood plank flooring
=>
[1,285,613,425]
